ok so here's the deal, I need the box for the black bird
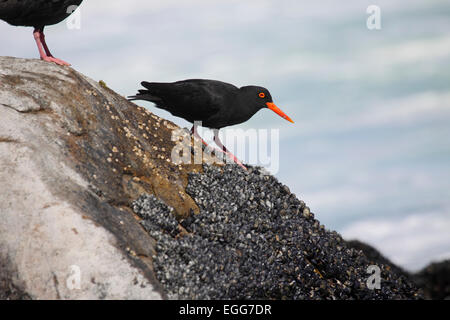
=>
[0,0,83,65]
[129,79,294,169]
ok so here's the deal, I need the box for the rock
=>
[413,260,450,300]
[0,254,31,300]
[0,56,429,300]
[345,240,411,280]
[0,56,216,299]
[346,240,450,300]
[133,165,423,300]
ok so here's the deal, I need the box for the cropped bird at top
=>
[0,0,83,66]
[128,79,294,170]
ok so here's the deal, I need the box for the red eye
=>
[259,92,265,98]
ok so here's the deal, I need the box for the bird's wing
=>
[0,1,24,20]
[141,80,237,123]
[0,0,83,27]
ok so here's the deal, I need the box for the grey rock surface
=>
[0,56,205,299]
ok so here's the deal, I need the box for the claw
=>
[33,28,71,66]
[41,55,71,66]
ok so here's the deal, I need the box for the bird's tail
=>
[127,90,158,102]
[127,81,163,104]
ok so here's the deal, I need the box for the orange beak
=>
[266,102,294,123]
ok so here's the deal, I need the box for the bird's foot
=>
[227,155,247,171]
[216,148,247,170]
[41,55,71,66]
[33,29,71,66]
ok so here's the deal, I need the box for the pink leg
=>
[39,31,52,57]
[213,129,247,170]
[191,125,219,163]
[191,126,238,166]
[33,28,70,66]
[191,125,210,148]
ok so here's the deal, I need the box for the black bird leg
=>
[33,28,70,66]
[213,129,247,170]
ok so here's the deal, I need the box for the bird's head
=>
[241,86,294,123]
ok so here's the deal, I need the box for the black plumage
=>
[129,79,292,129]
[0,0,83,65]
[0,0,83,28]
[129,79,294,169]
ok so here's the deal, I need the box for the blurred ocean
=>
[1,0,449,271]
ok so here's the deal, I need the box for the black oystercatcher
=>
[128,79,294,169]
[0,0,83,66]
